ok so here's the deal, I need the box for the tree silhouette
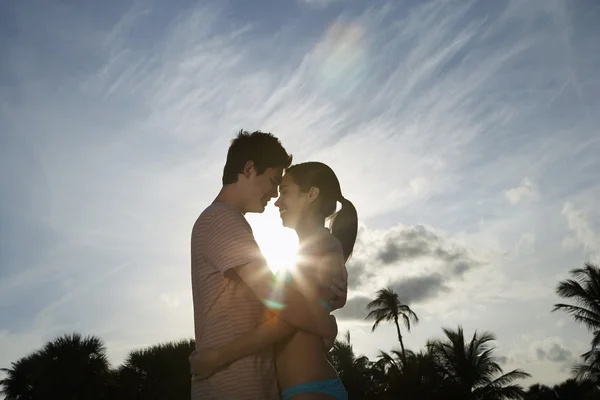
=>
[366,287,418,361]
[327,331,376,399]
[552,263,600,385]
[113,339,195,400]
[524,383,557,400]
[0,333,111,400]
[524,378,600,400]
[572,347,600,384]
[428,326,530,400]
[375,348,448,400]
[553,263,600,340]
[0,352,43,400]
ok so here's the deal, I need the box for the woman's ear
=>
[308,186,320,203]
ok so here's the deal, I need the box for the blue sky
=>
[1,0,599,388]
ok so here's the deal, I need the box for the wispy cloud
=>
[298,0,343,8]
[505,178,540,205]
[1,0,599,387]
[562,202,600,258]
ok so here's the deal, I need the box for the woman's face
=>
[274,173,311,230]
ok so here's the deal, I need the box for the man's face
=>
[246,166,283,213]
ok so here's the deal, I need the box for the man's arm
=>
[190,258,344,380]
[232,260,334,337]
[190,313,337,381]
[328,265,348,311]
[231,246,347,336]
[201,207,333,337]
[190,313,294,380]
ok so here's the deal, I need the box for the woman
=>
[190,162,358,400]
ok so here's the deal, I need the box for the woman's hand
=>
[189,348,223,382]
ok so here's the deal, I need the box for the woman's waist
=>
[275,332,338,389]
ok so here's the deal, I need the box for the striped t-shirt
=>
[190,202,279,400]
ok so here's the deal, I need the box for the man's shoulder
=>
[195,203,247,229]
[199,202,239,219]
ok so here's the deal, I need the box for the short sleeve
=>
[201,206,266,276]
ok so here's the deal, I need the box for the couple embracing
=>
[189,130,358,400]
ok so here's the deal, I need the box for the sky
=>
[1,0,599,389]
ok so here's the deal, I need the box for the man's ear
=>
[243,160,256,179]
[308,187,320,203]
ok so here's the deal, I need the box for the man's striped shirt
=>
[190,202,279,400]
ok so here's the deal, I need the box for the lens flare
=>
[312,21,367,94]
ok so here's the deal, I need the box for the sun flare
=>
[246,203,299,274]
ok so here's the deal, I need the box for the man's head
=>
[222,130,292,213]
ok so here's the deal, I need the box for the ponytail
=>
[330,197,358,262]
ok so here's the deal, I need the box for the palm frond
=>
[552,303,600,330]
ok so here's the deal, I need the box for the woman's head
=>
[274,162,358,261]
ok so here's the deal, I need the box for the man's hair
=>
[222,130,293,185]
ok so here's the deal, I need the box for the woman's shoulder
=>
[302,230,343,256]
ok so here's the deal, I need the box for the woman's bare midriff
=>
[275,330,338,390]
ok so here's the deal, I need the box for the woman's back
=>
[275,230,345,390]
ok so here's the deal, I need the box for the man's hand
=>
[322,315,338,351]
[189,348,224,382]
[328,266,348,311]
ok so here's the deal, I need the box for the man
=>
[190,130,347,400]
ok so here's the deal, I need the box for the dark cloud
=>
[389,274,449,304]
[452,261,471,276]
[536,343,573,363]
[348,225,480,289]
[346,260,372,289]
[333,273,449,320]
[335,224,484,321]
[332,295,371,320]
[348,225,479,289]
[496,355,509,365]
[346,224,482,290]
[378,226,439,264]
[375,225,479,276]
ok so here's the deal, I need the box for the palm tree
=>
[376,348,448,400]
[524,383,556,400]
[327,331,376,399]
[553,378,599,400]
[0,333,111,400]
[553,263,600,344]
[113,339,195,400]
[366,287,418,360]
[0,352,43,400]
[553,263,600,385]
[572,346,600,384]
[428,326,530,400]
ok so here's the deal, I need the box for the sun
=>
[245,203,299,274]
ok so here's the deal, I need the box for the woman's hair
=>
[285,162,358,262]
